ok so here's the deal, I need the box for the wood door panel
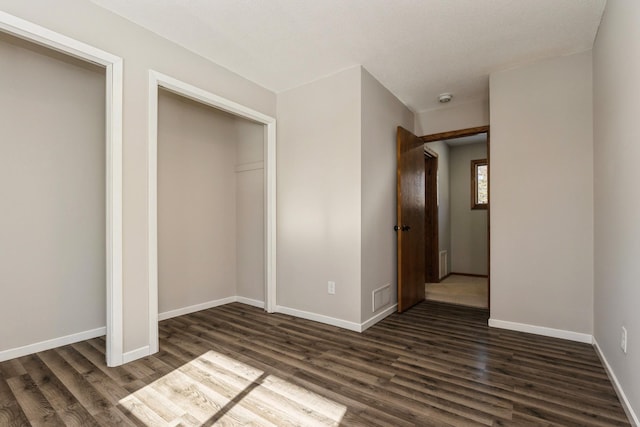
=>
[397,126,425,312]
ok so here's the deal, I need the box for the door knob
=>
[394,225,411,231]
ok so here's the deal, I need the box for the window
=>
[471,159,488,209]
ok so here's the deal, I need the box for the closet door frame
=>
[0,11,124,367]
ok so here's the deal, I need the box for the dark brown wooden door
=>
[425,155,439,283]
[396,126,425,313]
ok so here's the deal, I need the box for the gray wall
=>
[415,99,489,136]
[490,50,593,334]
[593,0,640,417]
[360,68,414,323]
[0,0,276,353]
[277,66,414,327]
[277,67,362,323]
[449,142,488,275]
[158,90,264,314]
[0,33,105,351]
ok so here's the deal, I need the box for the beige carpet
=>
[425,274,488,308]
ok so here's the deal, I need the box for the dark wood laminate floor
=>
[0,301,630,426]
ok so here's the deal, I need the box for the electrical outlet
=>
[621,326,627,354]
[328,281,336,295]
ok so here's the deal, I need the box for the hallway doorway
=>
[421,126,490,309]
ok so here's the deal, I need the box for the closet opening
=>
[147,72,276,354]
[0,12,123,366]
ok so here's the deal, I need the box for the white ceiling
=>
[90,0,606,112]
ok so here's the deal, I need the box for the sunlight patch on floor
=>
[118,350,347,426]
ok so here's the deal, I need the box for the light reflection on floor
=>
[118,350,347,426]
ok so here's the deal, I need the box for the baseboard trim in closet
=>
[235,296,265,308]
[158,296,237,321]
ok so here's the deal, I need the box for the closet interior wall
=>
[0,33,106,351]
[157,89,264,315]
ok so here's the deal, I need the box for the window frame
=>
[471,158,488,210]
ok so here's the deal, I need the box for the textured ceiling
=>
[90,0,606,112]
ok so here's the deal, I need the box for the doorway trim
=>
[148,71,277,355]
[424,152,439,283]
[421,126,489,143]
[0,12,124,366]
[421,125,490,308]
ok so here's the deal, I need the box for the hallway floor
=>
[425,274,488,308]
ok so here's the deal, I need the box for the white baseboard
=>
[488,318,593,343]
[236,296,265,309]
[158,296,237,321]
[0,326,106,362]
[123,345,151,364]
[1,298,378,366]
[275,305,362,332]
[593,338,638,426]
[361,304,398,332]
